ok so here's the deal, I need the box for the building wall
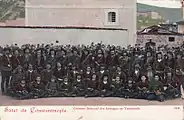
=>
[25,0,135,8]
[0,22,6,26]
[5,18,25,26]
[0,27,128,47]
[137,34,183,47]
[178,24,184,34]
[25,0,136,45]
[0,19,25,26]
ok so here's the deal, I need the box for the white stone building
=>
[22,0,136,46]
[149,11,162,20]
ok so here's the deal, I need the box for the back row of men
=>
[0,42,183,101]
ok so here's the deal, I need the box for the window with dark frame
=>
[168,37,175,42]
[108,12,116,23]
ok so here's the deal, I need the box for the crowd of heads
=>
[0,41,183,101]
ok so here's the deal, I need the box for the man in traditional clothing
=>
[24,64,38,84]
[33,49,45,73]
[95,49,105,69]
[22,48,33,69]
[71,73,86,97]
[30,75,46,98]
[111,75,124,97]
[122,77,137,98]
[11,49,23,70]
[164,71,180,99]
[136,75,149,99]
[131,64,142,82]
[165,52,175,70]
[153,52,165,78]
[83,66,93,85]
[85,73,100,97]
[13,80,32,100]
[53,62,66,84]
[41,64,53,85]
[98,74,113,97]
[60,76,72,97]
[106,49,119,68]
[119,52,130,71]
[45,76,60,97]
[145,39,156,51]
[1,48,12,94]
[147,74,165,102]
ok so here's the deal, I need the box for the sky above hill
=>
[137,0,181,8]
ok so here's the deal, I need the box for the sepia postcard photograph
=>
[0,0,183,119]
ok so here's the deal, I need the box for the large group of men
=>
[0,41,183,102]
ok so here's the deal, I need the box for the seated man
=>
[111,76,124,97]
[164,71,180,99]
[53,62,66,84]
[6,75,21,97]
[71,73,86,97]
[30,75,46,99]
[122,78,137,99]
[13,80,32,100]
[45,76,60,97]
[164,80,180,99]
[59,76,72,97]
[147,74,165,102]
[85,73,100,97]
[7,65,25,97]
[136,75,149,99]
[99,75,113,97]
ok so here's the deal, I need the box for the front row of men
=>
[6,66,180,102]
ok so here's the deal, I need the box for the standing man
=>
[1,48,12,95]
[11,49,22,70]
[177,68,184,99]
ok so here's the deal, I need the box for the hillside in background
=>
[137,3,182,30]
[137,3,182,22]
[137,16,165,30]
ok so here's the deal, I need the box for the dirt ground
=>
[0,94,183,106]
